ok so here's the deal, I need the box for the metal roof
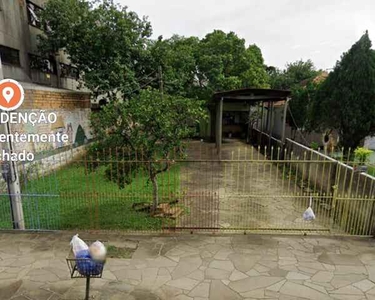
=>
[212,88,291,102]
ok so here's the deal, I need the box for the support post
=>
[0,57,25,230]
[215,97,223,158]
[281,97,291,144]
[85,277,90,300]
[269,102,274,153]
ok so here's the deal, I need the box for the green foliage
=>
[268,60,319,131]
[148,35,201,99]
[39,3,270,101]
[312,32,375,149]
[39,0,152,98]
[197,31,270,96]
[289,80,321,131]
[269,60,318,90]
[310,141,319,150]
[90,89,207,208]
[354,147,373,164]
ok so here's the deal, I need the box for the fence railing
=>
[0,140,374,235]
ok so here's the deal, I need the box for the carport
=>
[212,88,291,156]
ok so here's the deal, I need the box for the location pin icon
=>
[2,87,14,103]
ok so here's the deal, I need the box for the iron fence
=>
[0,140,374,235]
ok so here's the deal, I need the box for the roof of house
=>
[300,71,329,87]
[212,88,291,103]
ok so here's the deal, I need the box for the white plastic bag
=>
[89,241,107,260]
[70,234,89,257]
[303,197,316,221]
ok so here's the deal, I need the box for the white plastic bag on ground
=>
[89,241,106,260]
[70,234,89,257]
[303,197,316,221]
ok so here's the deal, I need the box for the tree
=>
[90,89,207,211]
[268,60,320,133]
[39,0,152,99]
[312,31,375,149]
[196,30,270,98]
[148,35,201,99]
[269,59,318,90]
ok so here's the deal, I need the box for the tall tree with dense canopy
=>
[148,35,201,99]
[312,31,375,149]
[196,30,269,98]
[39,0,152,99]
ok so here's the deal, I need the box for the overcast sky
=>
[118,0,375,70]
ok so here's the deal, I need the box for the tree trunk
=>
[150,174,159,213]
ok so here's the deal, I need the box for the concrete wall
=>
[0,0,83,91]
[0,0,32,82]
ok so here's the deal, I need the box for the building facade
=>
[0,0,81,90]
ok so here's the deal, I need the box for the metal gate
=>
[0,142,374,235]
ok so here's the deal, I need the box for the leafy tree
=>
[312,31,375,149]
[148,35,201,99]
[196,30,269,98]
[241,45,270,88]
[269,60,318,90]
[39,0,152,99]
[268,60,319,132]
[90,89,207,211]
[288,81,321,133]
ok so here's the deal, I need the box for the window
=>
[0,45,20,66]
[60,63,79,79]
[26,0,43,29]
[29,54,57,74]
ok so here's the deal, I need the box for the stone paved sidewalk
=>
[1,232,375,299]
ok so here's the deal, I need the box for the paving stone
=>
[228,254,261,273]
[266,279,286,292]
[128,289,160,299]
[187,270,205,281]
[229,276,283,293]
[286,271,310,280]
[172,256,202,279]
[23,288,53,300]
[335,265,367,275]
[188,282,210,298]
[229,270,248,281]
[208,260,234,272]
[303,281,328,294]
[205,268,230,280]
[213,249,233,260]
[353,279,375,292]
[311,271,334,283]
[279,281,331,300]
[240,288,265,298]
[330,285,364,295]
[166,277,199,291]
[0,279,22,300]
[112,269,142,281]
[318,253,362,266]
[210,280,241,300]
[268,267,288,277]
[42,280,75,295]
[331,274,367,288]
[367,265,375,282]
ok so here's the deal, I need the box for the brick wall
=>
[10,88,92,156]
[23,90,90,109]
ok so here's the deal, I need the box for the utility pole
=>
[0,57,25,230]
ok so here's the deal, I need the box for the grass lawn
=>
[0,162,180,231]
